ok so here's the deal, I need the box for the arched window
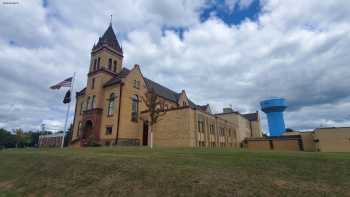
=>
[107,93,115,116]
[97,57,101,68]
[108,58,112,70]
[91,95,96,109]
[113,60,117,72]
[93,59,97,70]
[131,95,138,122]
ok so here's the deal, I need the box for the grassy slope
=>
[0,147,350,197]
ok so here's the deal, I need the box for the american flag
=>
[50,77,73,89]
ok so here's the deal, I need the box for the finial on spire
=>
[110,14,113,26]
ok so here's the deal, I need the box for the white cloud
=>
[225,0,255,11]
[0,0,349,132]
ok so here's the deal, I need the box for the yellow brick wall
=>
[247,140,271,150]
[216,113,256,145]
[90,48,123,73]
[300,132,316,152]
[152,107,194,147]
[314,128,350,152]
[99,85,120,141]
[251,120,262,137]
[272,139,300,151]
[117,66,147,141]
[72,94,85,141]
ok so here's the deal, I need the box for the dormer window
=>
[108,58,112,70]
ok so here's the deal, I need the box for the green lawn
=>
[0,147,349,197]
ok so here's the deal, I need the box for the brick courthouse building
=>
[71,24,262,148]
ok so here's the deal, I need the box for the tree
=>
[14,128,31,148]
[142,88,167,148]
[0,128,16,148]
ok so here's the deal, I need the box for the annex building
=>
[71,24,262,148]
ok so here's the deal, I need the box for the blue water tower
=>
[260,98,288,136]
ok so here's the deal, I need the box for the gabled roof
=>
[103,68,130,87]
[188,99,198,108]
[242,112,258,121]
[196,104,210,111]
[144,78,180,103]
[101,67,204,109]
[93,24,123,54]
[76,87,86,96]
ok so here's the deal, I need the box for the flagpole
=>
[61,72,76,148]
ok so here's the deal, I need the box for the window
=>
[80,102,84,115]
[105,127,112,135]
[183,101,187,106]
[131,95,138,122]
[91,95,96,109]
[91,78,95,89]
[86,96,91,110]
[228,129,232,137]
[113,60,117,72]
[209,124,215,134]
[97,57,101,68]
[107,93,115,116]
[108,58,112,70]
[93,59,97,70]
[220,127,225,136]
[198,121,204,133]
[133,80,140,89]
[77,122,82,137]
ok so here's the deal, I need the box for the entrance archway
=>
[82,120,93,140]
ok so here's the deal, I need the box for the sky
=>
[0,0,350,133]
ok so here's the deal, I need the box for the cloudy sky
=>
[0,0,350,133]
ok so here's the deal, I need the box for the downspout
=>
[115,83,123,145]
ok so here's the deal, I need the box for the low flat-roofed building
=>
[313,127,350,152]
[38,133,64,148]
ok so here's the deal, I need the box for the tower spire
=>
[110,14,112,26]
